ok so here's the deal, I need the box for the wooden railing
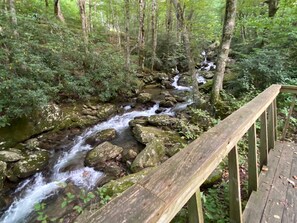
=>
[80,84,297,223]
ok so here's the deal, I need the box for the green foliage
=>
[96,187,111,205]
[202,183,229,223]
[0,11,137,127]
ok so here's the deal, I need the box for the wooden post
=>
[228,145,243,223]
[281,95,296,140]
[260,111,268,168]
[188,188,204,223]
[267,103,275,150]
[248,123,258,197]
[273,99,277,140]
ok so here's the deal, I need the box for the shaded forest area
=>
[0,0,297,127]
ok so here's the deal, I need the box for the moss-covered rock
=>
[96,104,117,121]
[137,93,152,103]
[102,168,154,198]
[0,151,24,162]
[85,142,124,178]
[128,117,148,128]
[0,161,7,189]
[131,139,165,173]
[9,151,50,180]
[85,129,117,146]
[202,167,223,188]
[147,115,178,128]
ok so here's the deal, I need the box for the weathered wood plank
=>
[243,141,284,223]
[229,145,243,223]
[248,123,258,196]
[280,85,297,94]
[79,85,282,223]
[273,99,277,141]
[268,103,275,150]
[188,188,204,223]
[75,184,165,223]
[282,143,297,223]
[260,111,268,168]
[260,142,294,223]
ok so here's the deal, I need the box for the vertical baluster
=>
[267,103,275,150]
[273,99,277,140]
[260,111,268,168]
[188,188,204,223]
[281,95,296,140]
[229,145,243,223]
[248,123,258,197]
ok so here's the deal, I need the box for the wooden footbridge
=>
[79,85,297,223]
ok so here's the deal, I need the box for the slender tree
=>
[172,0,199,105]
[125,0,131,70]
[45,0,49,7]
[9,0,18,36]
[211,0,237,104]
[54,0,65,22]
[151,0,157,70]
[138,0,146,70]
[78,0,88,44]
[265,0,279,17]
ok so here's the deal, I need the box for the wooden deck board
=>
[243,141,297,223]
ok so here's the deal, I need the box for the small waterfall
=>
[172,75,192,91]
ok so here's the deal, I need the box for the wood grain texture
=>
[268,103,275,150]
[280,85,297,93]
[188,188,204,223]
[229,146,243,223]
[248,123,258,196]
[79,85,282,223]
[260,111,268,168]
[243,142,297,223]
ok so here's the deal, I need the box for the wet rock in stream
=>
[85,128,117,146]
[85,142,125,178]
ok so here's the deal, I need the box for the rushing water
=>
[1,56,213,222]
[0,103,179,223]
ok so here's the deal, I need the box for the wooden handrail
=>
[77,84,282,223]
[280,85,297,93]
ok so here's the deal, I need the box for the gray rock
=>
[0,151,24,162]
[160,100,175,108]
[85,142,124,178]
[131,139,165,172]
[85,129,117,146]
[148,115,178,127]
[10,151,50,179]
[128,117,148,128]
[137,93,152,104]
[96,104,117,121]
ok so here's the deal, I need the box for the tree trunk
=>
[125,0,131,71]
[266,0,279,17]
[45,0,49,7]
[211,0,237,104]
[88,0,92,32]
[78,0,88,44]
[151,0,157,71]
[172,0,199,105]
[54,0,65,22]
[9,0,17,26]
[138,0,146,70]
[166,0,173,54]
[9,0,18,36]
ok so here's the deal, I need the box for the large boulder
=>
[0,151,24,162]
[131,139,165,173]
[96,104,117,121]
[137,93,152,104]
[128,116,148,128]
[101,168,154,198]
[7,151,50,180]
[85,129,117,146]
[0,161,7,189]
[147,115,178,128]
[85,142,124,178]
